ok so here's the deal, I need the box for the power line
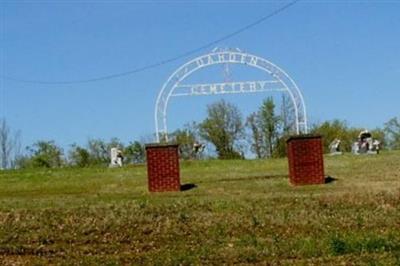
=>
[2,0,300,85]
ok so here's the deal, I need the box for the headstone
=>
[353,130,380,155]
[352,142,360,155]
[372,140,380,154]
[329,138,343,155]
[109,147,123,167]
[359,141,369,153]
[192,141,205,154]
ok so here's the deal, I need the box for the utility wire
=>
[2,0,300,85]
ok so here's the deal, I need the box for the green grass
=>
[0,151,399,265]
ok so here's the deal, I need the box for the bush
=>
[21,141,64,168]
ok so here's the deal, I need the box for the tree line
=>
[1,99,400,168]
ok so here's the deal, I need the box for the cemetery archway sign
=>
[155,48,308,142]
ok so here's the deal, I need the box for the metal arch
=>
[155,48,308,142]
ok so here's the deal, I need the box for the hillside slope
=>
[0,151,399,265]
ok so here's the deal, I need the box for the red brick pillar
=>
[286,135,325,185]
[145,144,180,192]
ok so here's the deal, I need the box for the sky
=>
[1,0,399,150]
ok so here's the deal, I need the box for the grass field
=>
[0,151,399,265]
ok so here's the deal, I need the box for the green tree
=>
[247,98,284,158]
[85,138,125,166]
[199,100,244,159]
[259,97,280,157]
[124,141,145,164]
[22,140,64,168]
[272,135,289,158]
[170,129,197,160]
[311,120,353,152]
[69,144,91,167]
[384,117,400,150]
[86,139,109,164]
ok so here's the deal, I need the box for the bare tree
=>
[10,130,22,168]
[0,119,21,169]
[246,112,264,159]
[0,119,11,169]
[281,93,296,135]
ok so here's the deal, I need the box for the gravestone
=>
[353,130,380,155]
[329,138,343,155]
[109,147,123,167]
[352,142,360,154]
[372,140,381,154]
[192,141,205,159]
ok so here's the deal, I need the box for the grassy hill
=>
[0,151,399,265]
